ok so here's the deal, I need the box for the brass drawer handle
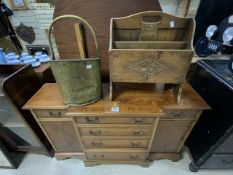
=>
[132,130,144,136]
[49,111,62,117]
[132,119,146,124]
[92,141,103,147]
[93,154,104,159]
[90,130,101,136]
[130,155,139,160]
[131,142,141,147]
[170,111,182,117]
[85,117,99,123]
[222,159,233,165]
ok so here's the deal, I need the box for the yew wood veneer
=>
[23,83,209,166]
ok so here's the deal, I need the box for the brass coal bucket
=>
[48,15,102,106]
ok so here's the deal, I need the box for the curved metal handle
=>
[132,119,146,124]
[92,141,103,147]
[131,142,141,147]
[93,154,104,159]
[171,111,182,117]
[130,155,139,160]
[222,159,233,165]
[132,130,144,136]
[48,14,100,60]
[49,111,62,117]
[90,130,101,136]
[85,117,99,123]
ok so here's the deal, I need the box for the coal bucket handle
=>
[48,14,100,60]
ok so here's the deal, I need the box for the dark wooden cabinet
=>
[186,60,233,171]
[0,65,52,154]
[214,134,233,153]
[0,137,25,168]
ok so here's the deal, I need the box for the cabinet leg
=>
[149,153,182,162]
[141,161,151,167]
[189,163,199,172]
[84,161,101,167]
[171,154,182,162]
[55,153,86,161]
[55,155,71,160]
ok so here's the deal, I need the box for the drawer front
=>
[202,154,233,169]
[215,134,233,153]
[75,116,155,124]
[83,139,149,148]
[34,110,66,118]
[163,109,197,119]
[86,151,146,161]
[79,127,152,137]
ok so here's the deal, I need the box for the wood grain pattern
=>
[34,109,66,118]
[82,139,149,148]
[84,148,147,162]
[86,150,146,161]
[84,160,150,167]
[150,119,193,152]
[70,83,209,115]
[75,23,86,58]
[55,152,86,160]
[162,109,198,119]
[53,0,161,76]
[109,11,195,84]
[23,83,68,110]
[114,41,188,49]
[79,126,152,137]
[23,82,209,165]
[80,136,151,140]
[149,152,182,162]
[23,83,209,112]
[176,111,202,152]
[109,50,193,83]
[75,116,155,125]
[39,118,82,152]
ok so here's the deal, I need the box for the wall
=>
[159,0,179,15]
[159,0,200,17]
[3,0,199,55]
[3,0,58,56]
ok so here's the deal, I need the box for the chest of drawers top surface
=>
[23,83,209,115]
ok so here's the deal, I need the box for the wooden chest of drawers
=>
[23,83,209,166]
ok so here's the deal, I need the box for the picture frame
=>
[9,0,28,11]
